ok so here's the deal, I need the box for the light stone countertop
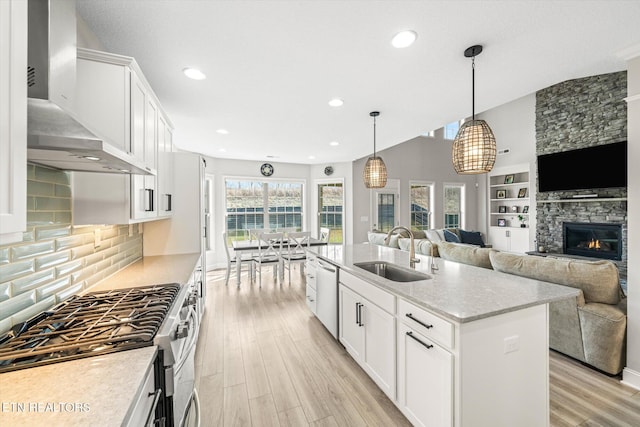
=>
[312,243,580,323]
[87,252,201,292]
[0,253,200,426]
[0,346,157,427]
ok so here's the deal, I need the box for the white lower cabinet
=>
[339,271,549,427]
[338,271,395,400]
[397,322,453,427]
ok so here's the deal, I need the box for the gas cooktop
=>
[0,284,180,373]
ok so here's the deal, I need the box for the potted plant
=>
[518,214,527,228]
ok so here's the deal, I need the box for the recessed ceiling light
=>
[183,67,206,80]
[266,155,279,159]
[308,155,316,160]
[218,148,226,153]
[82,156,101,161]
[216,129,229,135]
[329,141,340,146]
[328,98,344,107]
[391,30,417,48]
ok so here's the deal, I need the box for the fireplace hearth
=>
[563,222,622,261]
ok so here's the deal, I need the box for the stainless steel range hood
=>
[26,0,154,175]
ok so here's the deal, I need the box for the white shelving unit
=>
[488,165,531,253]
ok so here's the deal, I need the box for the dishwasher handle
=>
[318,260,336,273]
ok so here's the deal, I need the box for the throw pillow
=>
[443,229,460,243]
[426,230,442,242]
[367,231,400,248]
[459,230,485,247]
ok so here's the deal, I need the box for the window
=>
[225,179,303,241]
[377,193,396,232]
[444,121,460,140]
[444,183,465,229]
[410,182,434,231]
[268,182,303,230]
[318,182,344,244]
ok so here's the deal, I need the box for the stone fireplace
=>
[563,222,622,261]
[535,70,628,278]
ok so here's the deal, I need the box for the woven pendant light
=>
[363,111,387,188]
[452,45,496,174]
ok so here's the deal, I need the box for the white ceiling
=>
[75,0,640,165]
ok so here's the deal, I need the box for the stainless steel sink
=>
[354,261,431,282]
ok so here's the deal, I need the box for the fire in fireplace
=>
[563,222,622,260]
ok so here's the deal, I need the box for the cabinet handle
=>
[144,388,163,427]
[145,188,155,212]
[358,303,364,327]
[405,313,433,329]
[355,302,360,325]
[166,194,172,212]
[406,331,433,349]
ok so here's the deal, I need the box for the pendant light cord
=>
[373,115,377,157]
[471,56,476,120]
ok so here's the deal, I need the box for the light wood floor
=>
[195,268,640,427]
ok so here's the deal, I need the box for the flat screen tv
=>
[537,141,627,192]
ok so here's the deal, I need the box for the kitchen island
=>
[310,243,580,427]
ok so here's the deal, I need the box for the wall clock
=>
[260,163,274,177]
[324,166,334,176]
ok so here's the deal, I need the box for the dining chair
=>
[248,228,268,242]
[252,232,284,286]
[222,232,254,286]
[320,227,331,243]
[282,231,311,283]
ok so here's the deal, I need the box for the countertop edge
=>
[314,245,581,324]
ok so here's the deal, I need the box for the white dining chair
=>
[320,227,331,243]
[282,231,311,283]
[223,232,254,286]
[252,232,284,286]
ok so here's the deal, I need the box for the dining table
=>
[231,237,328,285]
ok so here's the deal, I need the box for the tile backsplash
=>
[0,165,142,334]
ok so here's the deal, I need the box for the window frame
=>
[224,176,306,240]
[443,182,466,229]
[409,180,435,231]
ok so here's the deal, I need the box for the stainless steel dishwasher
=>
[316,259,338,338]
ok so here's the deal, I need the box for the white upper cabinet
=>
[72,48,173,224]
[0,0,27,243]
[157,115,174,217]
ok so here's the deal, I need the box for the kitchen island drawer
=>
[398,298,453,350]
[306,285,317,314]
[340,269,395,314]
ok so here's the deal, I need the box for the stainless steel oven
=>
[155,283,201,427]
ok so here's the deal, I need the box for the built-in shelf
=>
[538,197,627,204]
[491,212,529,215]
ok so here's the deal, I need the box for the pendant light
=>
[363,111,387,188]
[452,45,497,174]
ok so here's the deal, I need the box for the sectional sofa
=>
[366,231,627,375]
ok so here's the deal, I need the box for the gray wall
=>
[351,131,480,243]
[624,54,640,390]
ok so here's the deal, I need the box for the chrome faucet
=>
[384,226,420,269]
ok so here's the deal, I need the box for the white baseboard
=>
[622,367,640,391]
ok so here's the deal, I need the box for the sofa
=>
[367,228,489,259]
[366,232,627,375]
